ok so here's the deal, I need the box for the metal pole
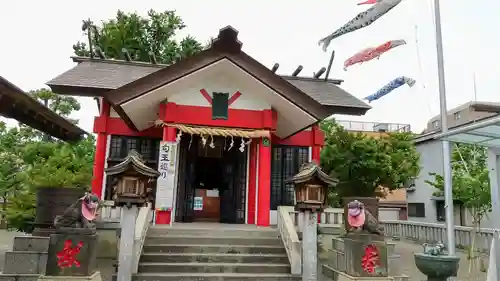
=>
[433,0,456,255]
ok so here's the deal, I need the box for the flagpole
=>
[433,0,456,255]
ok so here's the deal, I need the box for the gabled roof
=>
[47,26,370,124]
[105,150,160,178]
[0,76,87,142]
[285,162,338,186]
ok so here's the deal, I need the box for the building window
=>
[108,136,160,162]
[433,120,439,128]
[212,92,229,120]
[453,111,461,120]
[270,146,309,210]
[436,201,446,221]
[110,137,122,159]
[408,203,426,218]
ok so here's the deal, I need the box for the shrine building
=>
[47,26,370,226]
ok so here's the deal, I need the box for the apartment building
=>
[408,101,500,226]
[425,101,500,133]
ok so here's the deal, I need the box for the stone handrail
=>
[382,220,496,252]
[299,207,497,252]
[99,200,122,221]
[285,206,343,228]
[277,206,302,275]
[132,203,153,274]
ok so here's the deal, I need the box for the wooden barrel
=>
[35,187,85,228]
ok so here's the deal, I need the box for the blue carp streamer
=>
[364,76,416,103]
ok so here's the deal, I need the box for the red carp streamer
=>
[343,39,406,71]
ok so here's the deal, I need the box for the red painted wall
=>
[94,102,325,226]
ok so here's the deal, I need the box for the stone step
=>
[148,227,280,238]
[116,273,300,281]
[12,236,49,252]
[3,251,47,275]
[142,244,286,254]
[138,262,290,274]
[140,253,289,263]
[0,273,41,281]
[145,236,282,246]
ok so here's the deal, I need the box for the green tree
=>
[0,122,26,228]
[425,143,490,272]
[1,89,90,232]
[73,10,203,64]
[320,120,420,206]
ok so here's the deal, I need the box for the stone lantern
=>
[105,150,160,208]
[286,162,338,281]
[105,150,160,281]
[287,162,337,212]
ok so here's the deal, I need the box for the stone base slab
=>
[13,237,49,252]
[0,273,41,281]
[322,265,409,281]
[3,252,47,274]
[38,271,101,281]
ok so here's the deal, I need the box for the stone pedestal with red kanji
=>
[45,228,98,277]
[343,233,389,278]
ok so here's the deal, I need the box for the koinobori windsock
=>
[364,76,416,103]
[357,0,381,5]
[343,39,406,70]
[318,0,403,52]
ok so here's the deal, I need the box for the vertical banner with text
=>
[155,141,178,213]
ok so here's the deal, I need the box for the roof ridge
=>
[71,56,343,84]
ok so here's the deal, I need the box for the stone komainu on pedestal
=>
[340,198,390,278]
[44,193,100,278]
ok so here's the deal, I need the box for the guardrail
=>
[313,208,495,252]
[337,120,411,133]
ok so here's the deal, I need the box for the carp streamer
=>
[343,39,406,70]
[364,76,416,103]
[318,0,403,51]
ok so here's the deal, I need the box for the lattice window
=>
[140,139,152,160]
[110,136,123,159]
[270,146,309,210]
[127,138,138,152]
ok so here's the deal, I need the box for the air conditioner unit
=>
[373,123,389,132]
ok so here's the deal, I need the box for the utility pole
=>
[433,0,456,255]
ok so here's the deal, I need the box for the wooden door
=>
[219,141,248,224]
[174,136,198,222]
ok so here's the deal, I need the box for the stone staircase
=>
[0,236,49,281]
[131,225,300,281]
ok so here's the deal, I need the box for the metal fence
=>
[337,120,411,133]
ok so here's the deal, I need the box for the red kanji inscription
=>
[56,240,84,269]
[361,244,381,274]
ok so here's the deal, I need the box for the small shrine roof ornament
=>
[105,150,160,178]
[285,162,338,186]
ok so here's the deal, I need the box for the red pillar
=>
[91,100,110,199]
[247,141,258,224]
[311,124,324,223]
[311,124,323,164]
[156,125,177,225]
[257,137,271,226]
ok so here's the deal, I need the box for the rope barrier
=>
[154,120,270,138]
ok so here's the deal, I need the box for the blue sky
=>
[1,0,499,133]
